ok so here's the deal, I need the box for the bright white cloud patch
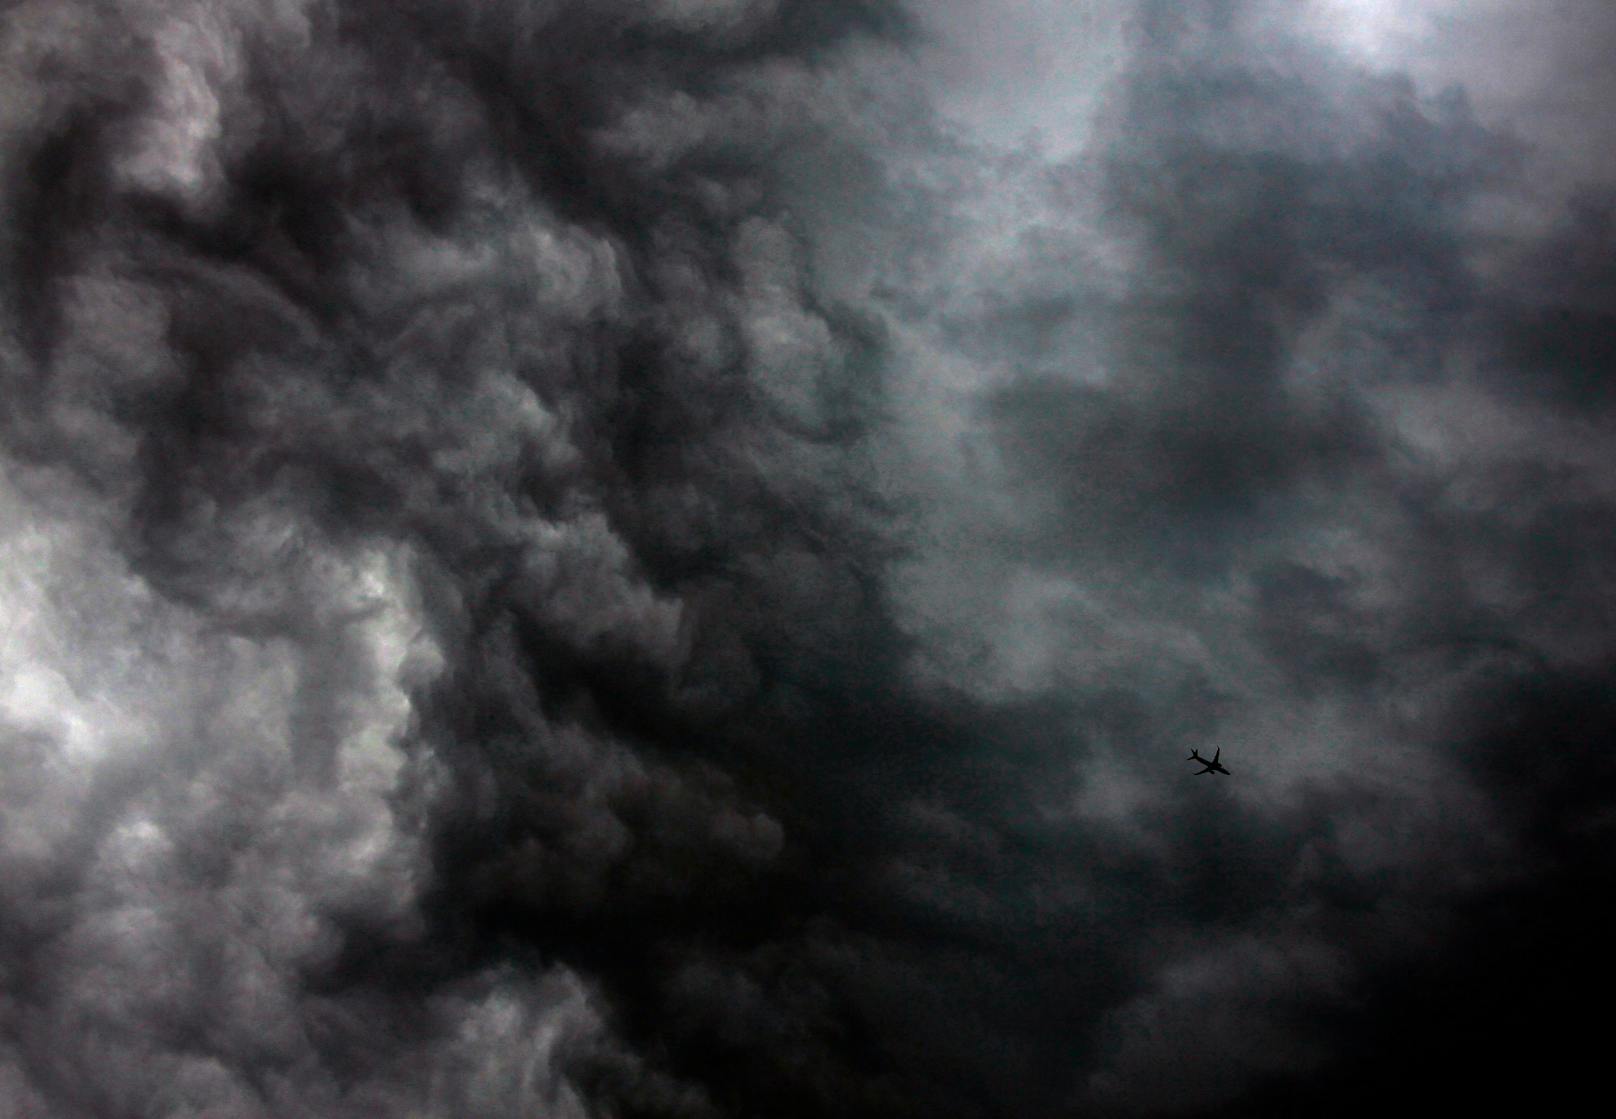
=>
[0,459,633,1115]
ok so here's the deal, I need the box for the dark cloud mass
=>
[3,0,1614,1115]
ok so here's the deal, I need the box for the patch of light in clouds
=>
[914,0,1132,158]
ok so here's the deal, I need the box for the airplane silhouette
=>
[1187,748,1230,775]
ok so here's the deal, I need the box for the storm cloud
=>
[2,0,1614,1115]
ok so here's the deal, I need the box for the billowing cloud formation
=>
[3,0,1614,1115]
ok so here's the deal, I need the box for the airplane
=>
[1187,747,1230,775]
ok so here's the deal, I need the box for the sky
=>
[1,1,1613,1115]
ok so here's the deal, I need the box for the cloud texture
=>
[2,0,1614,1115]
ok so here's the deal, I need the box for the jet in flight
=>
[1187,748,1230,775]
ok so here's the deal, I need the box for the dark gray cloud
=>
[3,0,1614,1116]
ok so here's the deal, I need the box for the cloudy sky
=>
[2,1,1613,1115]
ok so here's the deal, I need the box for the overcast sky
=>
[2,1,1614,1115]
